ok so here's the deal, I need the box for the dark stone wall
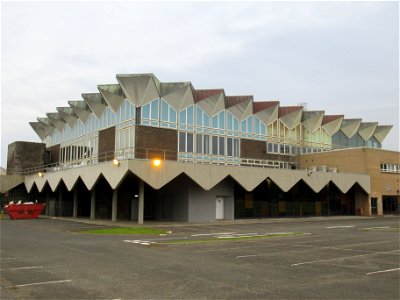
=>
[240,139,292,162]
[7,141,46,174]
[98,126,116,161]
[46,144,60,164]
[135,125,177,160]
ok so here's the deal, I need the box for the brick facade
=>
[240,139,292,163]
[98,127,116,161]
[135,125,177,160]
[7,142,45,174]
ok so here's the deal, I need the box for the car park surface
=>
[1,216,399,299]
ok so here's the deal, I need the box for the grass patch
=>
[162,232,304,245]
[81,227,168,235]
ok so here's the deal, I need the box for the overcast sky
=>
[1,1,399,168]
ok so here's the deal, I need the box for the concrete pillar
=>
[138,179,144,225]
[112,189,118,222]
[73,188,78,218]
[45,189,50,215]
[90,189,96,220]
[58,186,63,216]
[131,198,138,221]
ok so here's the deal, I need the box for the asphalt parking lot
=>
[1,216,399,299]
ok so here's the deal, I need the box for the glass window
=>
[227,112,232,130]
[179,132,186,152]
[151,99,159,120]
[179,110,186,124]
[219,136,225,155]
[204,114,210,128]
[227,138,233,156]
[196,134,203,153]
[247,117,253,133]
[187,133,193,152]
[212,115,218,129]
[161,100,168,121]
[142,103,150,119]
[204,135,209,154]
[170,107,176,123]
[196,107,202,127]
[219,111,225,130]
[187,106,194,125]
[234,138,239,156]
[212,136,218,155]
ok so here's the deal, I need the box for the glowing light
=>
[153,159,162,167]
[113,159,120,166]
[38,172,43,177]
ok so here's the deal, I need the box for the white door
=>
[216,197,224,220]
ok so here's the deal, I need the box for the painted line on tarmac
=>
[7,266,43,271]
[194,246,251,253]
[366,268,400,275]
[363,226,390,230]
[291,244,374,253]
[291,249,400,267]
[0,257,18,260]
[325,225,355,229]
[191,232,235,237]
[236,255,258,259]
[10,279,72,288]
[123,240,157,246]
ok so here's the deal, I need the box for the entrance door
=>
[216,197,224,220]
[371,198,378,215]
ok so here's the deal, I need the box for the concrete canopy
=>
[302,111,324,133]
[373,125,393,144]
[322,115,343,135]
[358,122,378,141]
[68,101,91,124]
[37,118,55,134]
[29,122,47,140]
[340,119,362,139]
[0,175,24,193]
[160,82,195,111]
[225,96,254,120]
[97,84,125,114]
[82,93,107,117]
[56,107,78,128]
[196,90,226,116]
[254,102,279,125]
[23,159,370,196]
[279,107,303,130]
[116,74,160,107]
[47,113,66,131]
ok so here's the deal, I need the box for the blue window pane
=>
[212,115,218,129]
[196,107,202,126]
[241,120,246,132]
[204,114,210,127]
[151,99,159,120]
[179,110,186,124]
[219,111,225,130]
[255,117,260,134]
[142,103,150,119]
[247,117,252,133]
[227,112,232,130]
[161,100,168,121]
[234,118,239,131]
[261,123,266,135]
[187,106,194,125]
[170,107,176,123]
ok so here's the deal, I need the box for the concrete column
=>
[138,179,144,225]
[112,189,118,222]
[90,189,96,220]
[73,188,78,218]
[131,198,138,221]
[58,186,63,216]
[45,189,50,215]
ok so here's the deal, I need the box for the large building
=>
[2,73,398,222]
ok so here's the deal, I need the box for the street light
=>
[152,159,162,167]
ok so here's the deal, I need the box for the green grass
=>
[81,227,168,235]
[162,232,304,245]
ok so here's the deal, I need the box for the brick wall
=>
[98,127,116,161]
[240,139,292,162]
[135,125,177,160]
[7,141,45,174]
[46,144,60,164]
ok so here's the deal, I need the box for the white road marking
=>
[325,225,355,229]
[194,246,251,253]
[236,255,258,259]
[123,240,156,246]
[291,250,400,267]
[363,226,390,230]
[191,232,235,237]
[10,279,72,288]
[366,268,400,275]
[0,257,17,260]
[9,266,43,270]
